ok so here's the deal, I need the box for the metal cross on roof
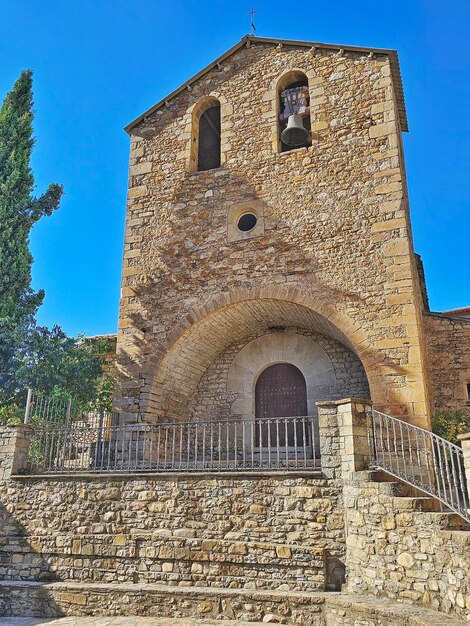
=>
[248,7,258,34]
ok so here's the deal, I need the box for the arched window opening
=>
[197,102,221,171]
[278,72,311,152]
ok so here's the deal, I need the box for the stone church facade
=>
[1,36,470,624]
[116,35,470,429]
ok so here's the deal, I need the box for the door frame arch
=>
[252,361,312,457]
[254,361,308,420]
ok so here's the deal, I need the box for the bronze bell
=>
[281,114,310,147]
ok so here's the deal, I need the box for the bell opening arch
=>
[276,69,312,152]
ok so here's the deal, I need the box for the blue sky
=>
[0,0,469,336]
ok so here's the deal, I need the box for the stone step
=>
[373,480,408,496]
[326,593,467,626]
[358,469,438,496]
[0,581,327,624]
[354,469,388,482]
[1,582,467,625]
[391,496,442,512]
[424,511,470,530]
[375,479,430,497]
[357,468,470,522]
[0,615,272,626]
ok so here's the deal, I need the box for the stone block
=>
[276,546,292,559]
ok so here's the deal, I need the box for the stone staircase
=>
[1,472,468,624]
[359,469,470,530]
[0,408,469,625]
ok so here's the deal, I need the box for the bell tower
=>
[116,36,431,428]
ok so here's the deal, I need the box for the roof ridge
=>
[124,35,408,134]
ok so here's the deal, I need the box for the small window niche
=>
[191,98,221,172]
[278,71,312,153]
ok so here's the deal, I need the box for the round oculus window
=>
[237,212,257,232]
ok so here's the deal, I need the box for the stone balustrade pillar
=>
[317,398,373,482]
[458,432,470,506]
[0,424,32,480]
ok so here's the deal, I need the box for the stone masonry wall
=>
[0,425,29,481]
[424,313,470,413]
[0,472,344,592]
[1,406,470,622]
[117,38,431,425]
[191,328,370,422]
[344,476,470,620]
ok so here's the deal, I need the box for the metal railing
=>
[24,389,113,429]
[368,410,470,523]
[24,389,72,426]
[25,415,320,474]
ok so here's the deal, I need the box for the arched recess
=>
[276,69,312,152]
[227,332,338,417]
[190,96,221,171]
[144,287,378,422]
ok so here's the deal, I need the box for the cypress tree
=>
[0,70,63,396]
[0,70,62,321]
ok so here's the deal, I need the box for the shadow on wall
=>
[116,163,414,421]
[0,485,61,618]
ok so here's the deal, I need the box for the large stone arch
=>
[143,286,380,422]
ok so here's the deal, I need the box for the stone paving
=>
[0,617,268,626]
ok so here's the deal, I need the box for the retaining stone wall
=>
[0,583,464,624]
[344,477,470,620]
[1,406,470,622]
[0,472,344,591]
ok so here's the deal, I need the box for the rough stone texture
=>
[0,586,466,625]
[0,427,30,481]
[344,475,470,619]
[2,403,470,623]
[320,401,470,621]
[116,39,431,426]
[0,582,327,623]
[0,471,344,592]
[424,313,470,413]
[0,620,270,626]
[0,618,272,626]
[460,433,470,492]
[323,593,467,625]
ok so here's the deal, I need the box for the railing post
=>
[458,432,470,506]
[24,388,33,424]
[317,398,373,482]
[0,424,32,479]
[65,398,72,427]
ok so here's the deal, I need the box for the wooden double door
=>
[254,363,309,448]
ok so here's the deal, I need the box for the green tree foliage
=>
[0,71,113,422]
[15,327,104,403]
[0,70,62,324]
[0,70,62,400]
[432,405,470,445]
